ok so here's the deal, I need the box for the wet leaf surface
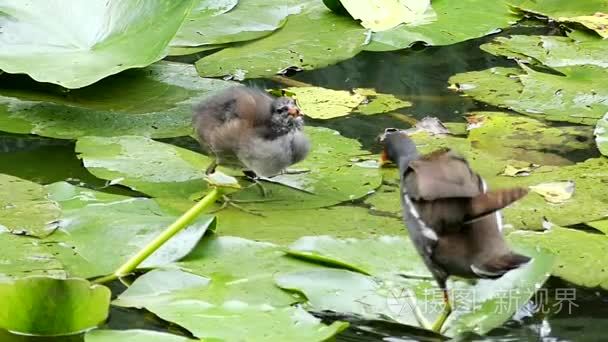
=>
[0,62,234,139]
[0,0,193,88]
[195,1,368,79]
[0,174,61,237]
[366,0,518,51]
[277,235,554,337]
[172,0,300,47]
[509,226,608,289]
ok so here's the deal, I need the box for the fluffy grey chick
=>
[193,86,310,177]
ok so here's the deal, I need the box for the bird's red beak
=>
[287,106,301,117]
[379,149,391,167]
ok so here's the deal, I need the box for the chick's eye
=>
[279,106,288,112]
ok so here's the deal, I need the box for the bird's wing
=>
[406,149,481,201]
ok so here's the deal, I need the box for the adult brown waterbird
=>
[379,128,532,332]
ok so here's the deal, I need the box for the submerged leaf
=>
[0,0,194,88]
[0,277,110,335]
[0,174,60,237]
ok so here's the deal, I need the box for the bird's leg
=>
[242,170,269,197]
[208,194,265,217]
[406,286,452,333]
[205,159,218,175]
[430,288,452,333]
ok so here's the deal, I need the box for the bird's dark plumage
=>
[380,129,531,292]
[193,86,310,177]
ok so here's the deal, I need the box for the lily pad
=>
[509,227,608,289]
[0,62,234,139]
[366,0,519,51]
[75,135,209,199]
[586,219,608,235]
[0,277,110,335]
[172,0,300,47]
[466,112,593,165]
[37,182,214,279]
[594,112,608,156]
[195,1,368,79]
[511,0,608,38]
[0,174,60,237]
[0,0,193,88]
[354,88,413,115]
[86,329,192,342]
[115,245,348,341]
[0,231,66,280]
[286,86,366,119]
[449,65,608,125]
[214,206,405,244]
[337,0,436,32]
[276,235,554,337]
[481,35,608,69]
[287,235,428,276]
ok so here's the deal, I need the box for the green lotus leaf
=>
[0,62,234,139]
[586,219,608,234]
[86,329,192,342]
[466,112,593,165]
[22,182,215,279]
[172,0,300,47]
[366,0,519,51]
[0,173,60,237]
[195,1,368,79]
[285,86,366,119]
[287,235,427,276]
[214,206,405,244]
[75,135,209,199]
[354,88,412,115]
[481,35,608,70]
[0,0,194,88]
[276,235,554,337]
[0,231,66,280]
[0,277,110,335]
[509,226,608,289]
[449,65,608,125]
[115,241,348,341]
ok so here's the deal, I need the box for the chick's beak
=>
[287,105,301,117]
[379,149,391,167]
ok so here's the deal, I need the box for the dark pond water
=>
[0,21,606,342]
